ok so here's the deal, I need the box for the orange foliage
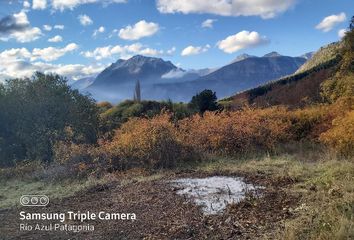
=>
[320,110,354,156]
[178,107,292,154]
[107,114,198,169]
[291,105,331,140]
[289,97,354,140]
[53,142,108,177]
[103,97,354,169]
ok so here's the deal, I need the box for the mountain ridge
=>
[91,55,177,87]
[226,42,343,108]
[149,55,306,102]
[75,53,308,102]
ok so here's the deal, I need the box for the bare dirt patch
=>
[0,171,300,240]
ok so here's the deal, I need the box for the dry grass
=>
[1,144,352,239]
[196,151,354,240]
[0,177,109,209]
[0,166,166,210]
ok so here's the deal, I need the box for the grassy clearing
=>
[283,159,354,240]
[0,177,109,209]
[0,168,166,210]
[1,150,352,239]
[196,153,354,240]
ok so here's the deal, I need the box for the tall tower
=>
[133,80,141,102]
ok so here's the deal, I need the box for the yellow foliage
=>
[320,110,354,156]
[104,97,354,168]
[290,97,354,140]
[321,73,354,103]
[53,142,108,177]
[107,114,197,169]
[178,107,292,154]
[291,105,331,140]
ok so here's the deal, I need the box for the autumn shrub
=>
[289,97,354,140]
[0,160,44,181]
[290,105,331,140]
[53,142,109,178]
[178,107,292,155]
[97,101,113,113]
[107,114,199,169]
[320,110,354,156]
[328,96,354,115]
[98,100,189,140]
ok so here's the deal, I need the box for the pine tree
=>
[133,80,141,102]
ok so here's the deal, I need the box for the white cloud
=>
[82,43,172,60]
[338,28,348,38]
[0,11,42,43]
[43,25,52,31]
[31,43,78,61]
[202,19,217,28]
[0,48,32,61]
[167,46,176,55]
[121,43,146,56]
[181,45,210,56]
[0,61,38,81]
[0,60,104,82]
[23,1,31,8]
[10,27,42,43]
[33,0,47,10]
[217,30,268,53]
[316,13,346,32]
[93,26,105,37]
[12,11,29,25]
[51,0,127,11]
[46,63,105,80]
[78,14,93,26]
[0,44,78,63]
[157,0,296,19]
[118,20,159,40]
[48,35,63,42]
[0,45,102,81]
[140,48,164,56]
[161,69,186,79]
[54,25,65,30]
[82,46,113,60]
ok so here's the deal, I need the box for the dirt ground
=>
[0,170,300,240]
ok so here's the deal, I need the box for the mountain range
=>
[229,42,342,108]
[73,52,310,103]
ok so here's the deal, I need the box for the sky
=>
[0,0,352,81]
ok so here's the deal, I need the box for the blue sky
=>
[0,0,352,81]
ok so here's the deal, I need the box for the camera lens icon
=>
[31,196,38,204]
[21,196,30,205]
[20,195,49,206]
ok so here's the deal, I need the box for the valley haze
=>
[74,52,309,103]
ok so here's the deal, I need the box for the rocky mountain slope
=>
[150,53,306,102]
[296,42,342,73]
[227,43,343,108]
[78,53,307,102]
[71,77,95,90]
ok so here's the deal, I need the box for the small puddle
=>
[170,176,262,215]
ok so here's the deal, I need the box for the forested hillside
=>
[226,21,353,109]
